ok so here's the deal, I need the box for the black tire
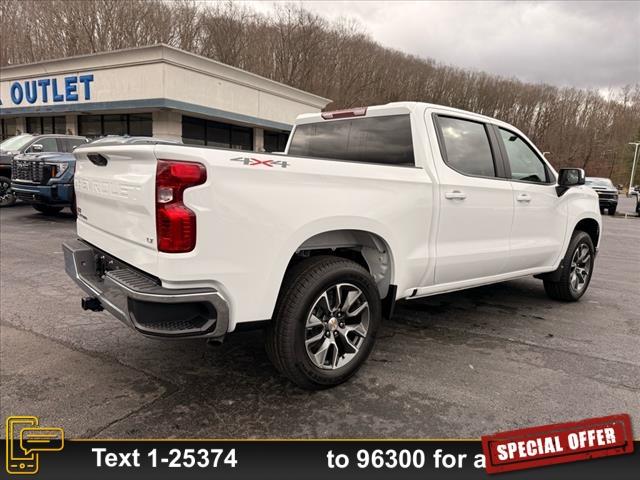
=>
[608,206,616,216]
[0,176,16,207]
[265,255,381,390]
[544,231,595,301]
[33,205,64,215]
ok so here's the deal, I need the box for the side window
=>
[499,129,549,183]
[288,115,415,166]
[62,138,87,152]
[30,137,59,152]
[436,116,496,177]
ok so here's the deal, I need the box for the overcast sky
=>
[244,0,639,91]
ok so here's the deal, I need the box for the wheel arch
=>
[287,229,396,300]
[573,217,600,249]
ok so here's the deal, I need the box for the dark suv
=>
[0,134,88,206]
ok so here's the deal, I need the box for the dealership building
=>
[0,44,330,151]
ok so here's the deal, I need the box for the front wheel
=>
[33,205,64,215]
[544,231,595,301]
[0,176,16,207]
[265,256,381,389]
[608,206,617,216]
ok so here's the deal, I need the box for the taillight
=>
[156,160,206,253]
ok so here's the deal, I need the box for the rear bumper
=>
[63,239,229,339]
[12,182,73,205]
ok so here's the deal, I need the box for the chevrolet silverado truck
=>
[0,134,87,207]
[63,102,602,389]
[585,177,618,215]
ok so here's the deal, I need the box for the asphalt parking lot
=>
[1,197,639,439]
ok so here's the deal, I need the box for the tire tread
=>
[266,255,380,389]
[543,230,594,302]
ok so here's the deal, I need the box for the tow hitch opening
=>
[82,297,104,312]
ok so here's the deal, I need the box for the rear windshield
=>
[288,114,415,166]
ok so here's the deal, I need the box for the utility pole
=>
[629,142,640,195]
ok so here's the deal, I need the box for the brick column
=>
[152,111,182,142]
[253,127,264,152]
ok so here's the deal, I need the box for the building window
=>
[103,114,128,136]
[78,113,152,138]
[207,121,231,148]
[1,119,17,140]
[264,130,290,152]
[182,116,253,150]
[182,116,206,145]
[26,118,41,134]
[129,114,153,136]
[26,116,66,135]
[78,115,102,138]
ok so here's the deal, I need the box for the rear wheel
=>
[0,176,16,207]
[266,255,381,389]
[33,205,64,215]
[544,231,594,301]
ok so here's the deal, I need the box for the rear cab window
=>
[61,137,88,152]
[434,116,497,178]
[288,114,415,166]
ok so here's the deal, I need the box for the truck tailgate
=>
[74,145,158,256]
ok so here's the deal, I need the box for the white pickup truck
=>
[64,102,601,389]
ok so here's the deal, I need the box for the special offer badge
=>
[482,414,634,474]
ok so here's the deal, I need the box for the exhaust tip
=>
[206,336,225,347]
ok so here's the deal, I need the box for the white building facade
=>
[0,45,330,151]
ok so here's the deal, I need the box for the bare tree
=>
[1,0,638,183]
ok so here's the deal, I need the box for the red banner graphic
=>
[481,414,634,474]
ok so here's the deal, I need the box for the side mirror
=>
[30,143,44,153]
[556,168,585,196]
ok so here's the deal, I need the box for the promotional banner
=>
[3,415,638,479]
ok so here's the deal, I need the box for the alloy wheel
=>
[569,243,592,293]
[304,283,370,370]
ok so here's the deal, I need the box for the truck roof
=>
[9,133,87,140]
[295,101,507,127]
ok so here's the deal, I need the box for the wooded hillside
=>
[1,0,638,183]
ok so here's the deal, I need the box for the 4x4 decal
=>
[230,157,289,168]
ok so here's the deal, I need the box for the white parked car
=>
[64,102,602,389]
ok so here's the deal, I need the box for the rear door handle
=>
[517,193,532,203]
[445,190,467,200]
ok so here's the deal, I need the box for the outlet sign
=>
[1,74,94,106]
